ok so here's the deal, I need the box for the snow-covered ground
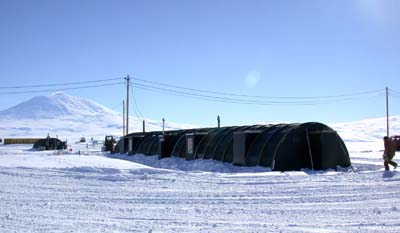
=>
[1,93,400,232]
[0,140,400,233]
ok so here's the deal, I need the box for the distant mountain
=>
[0,92,118,119]
[0,93,195,140]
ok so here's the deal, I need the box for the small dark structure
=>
[33,136,67,150]
[116,122,351,171]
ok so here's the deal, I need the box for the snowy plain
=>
[1,93,400,232]
[1,142,399,233]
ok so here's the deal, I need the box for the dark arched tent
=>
[116,122,351,171]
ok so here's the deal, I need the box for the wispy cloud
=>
[244,70,261,88]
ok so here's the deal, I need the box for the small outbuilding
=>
[33,136,67,150]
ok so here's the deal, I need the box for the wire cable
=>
[389,88,400,96]
[134,83,319,106]
[389,92,400,99]
[109,101,124,111]
[0,77,123,89]
[133,76,384,100]
[132,82,384,106]
[129,82,145,121]
[0,82,124,95]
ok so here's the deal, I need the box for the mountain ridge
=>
[0,93,195,140]
[0,92,119,119]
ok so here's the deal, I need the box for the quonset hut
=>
[115,122,351,171]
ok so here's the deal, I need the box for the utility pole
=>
[386,86,389,138]
[123,100,125,136]
[125,75,130,135]
[162,118,165,134]
[217,115,220,128]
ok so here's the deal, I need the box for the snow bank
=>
[109,153,271,173]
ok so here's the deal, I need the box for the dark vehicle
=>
[104,135,116,153]
[33,136,67,150]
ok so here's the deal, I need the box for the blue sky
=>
[0,0,399,127]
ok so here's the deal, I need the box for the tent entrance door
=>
[306,129,339,170]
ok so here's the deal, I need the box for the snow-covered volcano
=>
[0,92,118,119]
[0,93,194,141]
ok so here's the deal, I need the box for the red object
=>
[391,136,400,151]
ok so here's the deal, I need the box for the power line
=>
[129,82,145,121]
[132,82,383,106]
[0,77,123,89]
[389,88,400,96]
[109,101,124,111]
[0,82,124,95]
[390,92,400,99]
[133,82,353,105]
[133,83,289,105]
[133,76,384,100]
[388,89,400,99]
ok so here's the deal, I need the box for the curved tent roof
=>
[119,122,351,171]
